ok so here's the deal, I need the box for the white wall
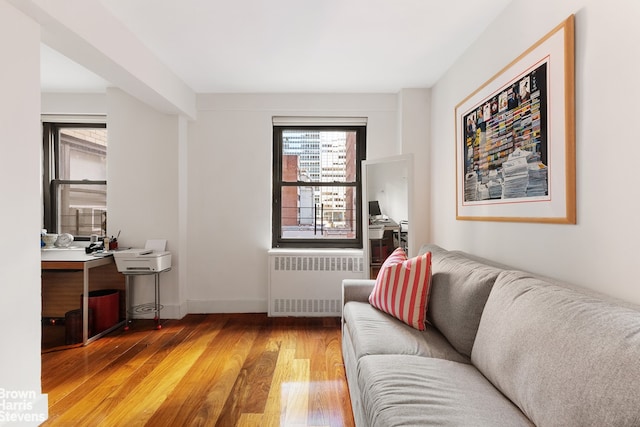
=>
[398,88,430,255]
[41,93,106,116]
[38,90,431,318]
[106,88,184,318]
[430,0,640,304]
[187,93,399,312]
[0,1,48,424]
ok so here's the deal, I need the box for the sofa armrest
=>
[342,279,375,305]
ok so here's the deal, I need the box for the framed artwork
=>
[455,15,575,223]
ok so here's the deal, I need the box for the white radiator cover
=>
[268,249,366,317]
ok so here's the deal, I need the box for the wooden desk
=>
[41,249,125,345]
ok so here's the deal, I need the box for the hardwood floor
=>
[41,314,355,427]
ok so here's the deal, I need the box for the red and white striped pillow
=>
[369,247,432,330]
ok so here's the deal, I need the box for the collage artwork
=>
[462,61,549,204]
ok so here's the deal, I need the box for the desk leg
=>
[82,264,89,345]
[124,275,131,331]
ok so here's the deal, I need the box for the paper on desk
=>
[145,239,167,251]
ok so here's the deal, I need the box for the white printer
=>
[114,248,171,273]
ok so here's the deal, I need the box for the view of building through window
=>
[59,128,107,180]
[55,127,107,236]
[280,129,357,239]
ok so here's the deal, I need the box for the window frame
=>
[42,121,107,239]
[272,124,367,249]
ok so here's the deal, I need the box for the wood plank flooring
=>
[41,314,355,427]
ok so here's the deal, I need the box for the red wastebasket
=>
[81,289,120,334]
[372,245,390,262]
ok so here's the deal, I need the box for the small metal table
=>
[122,268,171,330]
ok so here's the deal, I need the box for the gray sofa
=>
[341,244,640,426]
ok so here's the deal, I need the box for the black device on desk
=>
[369,200,392,224]
[369,200,382,217]
[85,242,104,254]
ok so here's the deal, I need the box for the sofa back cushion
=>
[472,270,640,427]
[424,245,503,358]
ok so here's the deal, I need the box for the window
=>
[272,122,366,248]
[42,121,107,238]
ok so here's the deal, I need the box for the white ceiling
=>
[40,0,513,94]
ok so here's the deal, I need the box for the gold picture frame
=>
[455,15,575,224]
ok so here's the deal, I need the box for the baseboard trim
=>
[187,299,267,314]
[129,300,268,318]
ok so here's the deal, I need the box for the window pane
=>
[59,128,107,180]
[273,124,365,248]
[282,130,357,183]
[281,185,357,240]
[55,183,107,236]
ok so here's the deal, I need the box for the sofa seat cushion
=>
[357,355,533,427]
[472,270,640,427]
[343,301,469,364]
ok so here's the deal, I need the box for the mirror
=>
[363,154,413,277]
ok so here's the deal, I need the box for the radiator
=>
[268,249,366,317]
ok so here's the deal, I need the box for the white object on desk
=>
[145,239,167,251]
[55,233,74,247]
[114,249,172,272]
[42,233,58,248]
